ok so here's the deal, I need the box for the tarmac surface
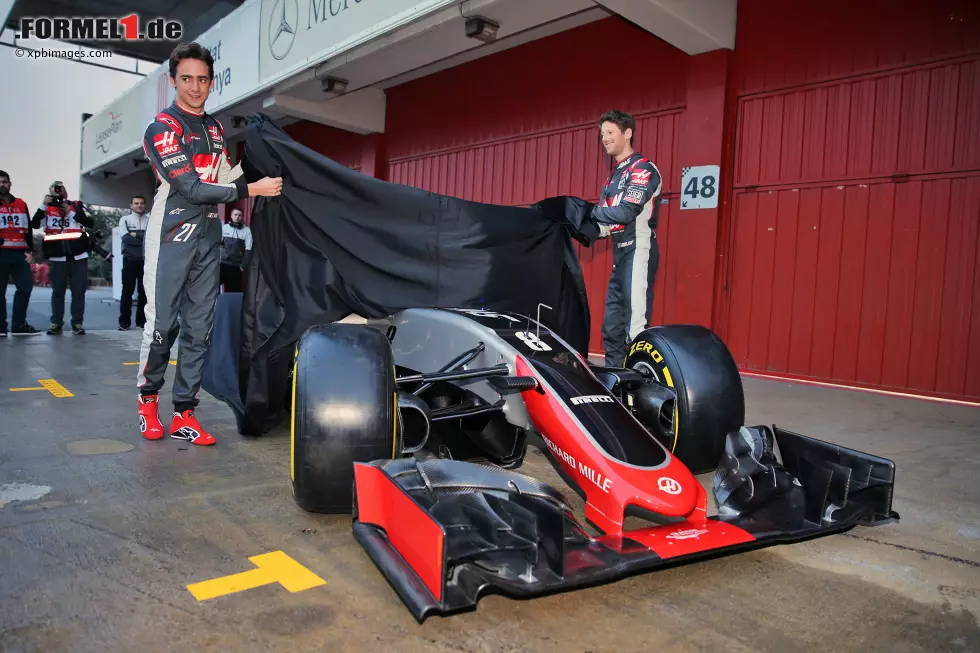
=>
[1,314,979,652]
[10,285,126,333]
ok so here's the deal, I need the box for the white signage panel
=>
[198,0,262,113]
[81,86,149,172]
[258,0,458,87]
[680,165,720,210]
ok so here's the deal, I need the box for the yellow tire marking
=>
[662,367,679,453]
[186,551,326,601]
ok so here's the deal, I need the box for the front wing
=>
[352,426,898,622]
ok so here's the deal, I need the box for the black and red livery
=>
[289,307,899,622]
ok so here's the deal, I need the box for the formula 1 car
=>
[289,307,899,622]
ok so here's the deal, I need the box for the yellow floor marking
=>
[123,360,176,366]
[9,379,73,398]
[39,379,73,397]
[186,551,326,601]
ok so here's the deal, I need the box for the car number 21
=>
[515,331,552,351]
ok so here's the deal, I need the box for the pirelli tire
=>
[624,325,745,474]
[291,323,399,514]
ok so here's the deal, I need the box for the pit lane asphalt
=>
[1,325,979,653]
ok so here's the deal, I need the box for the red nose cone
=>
[623,456,701,519]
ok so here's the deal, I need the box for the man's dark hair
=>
[132,194,146,202]
[598,110,636,145]
[169,42,214,79]
[0,170,9,181]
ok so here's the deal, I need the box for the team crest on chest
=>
[192,153,221,183]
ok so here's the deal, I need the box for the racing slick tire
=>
[291,323,398,513]
[625,325,744,474]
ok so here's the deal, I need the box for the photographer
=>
[118,195,149,330]
[30,180,93,335]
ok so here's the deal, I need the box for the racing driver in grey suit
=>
[138,43,282,446]
[591,110,663,367]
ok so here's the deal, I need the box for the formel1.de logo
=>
[19,14,183,41]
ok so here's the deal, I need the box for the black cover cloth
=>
[207,114,598,435]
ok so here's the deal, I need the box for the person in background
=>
[219,207,252,292]
[589,110,663,367]
[118,195,149,330]
[31,180,93,336]
[0,170,40,336]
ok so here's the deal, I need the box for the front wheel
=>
[291,323,399,513]
[625,325,745,474]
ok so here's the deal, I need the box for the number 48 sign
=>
[681,165,720,210]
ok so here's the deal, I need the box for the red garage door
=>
[385,18,688,352]
[384,18,690,354]
[389,109,681,354]
[724,55,980,401]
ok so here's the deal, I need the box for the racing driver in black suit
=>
[591,110,663,367]
[137,43,282,446]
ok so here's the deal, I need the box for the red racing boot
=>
[169,409,217,446]
[138,395,165,441]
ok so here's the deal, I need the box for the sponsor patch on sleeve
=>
[630,169,651,186]
[167,163,192,179]
[162,153,188,168]
[154,131,180,157]
[625,187,646,204]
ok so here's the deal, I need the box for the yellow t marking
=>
[123,361,176,366]
[186,551,326,601]
[9,379,73,397]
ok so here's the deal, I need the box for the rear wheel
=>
[291,323,399,513]
[624,325,744,474]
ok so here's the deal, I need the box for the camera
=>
[86,228,113,260]
[47,184,67,205]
